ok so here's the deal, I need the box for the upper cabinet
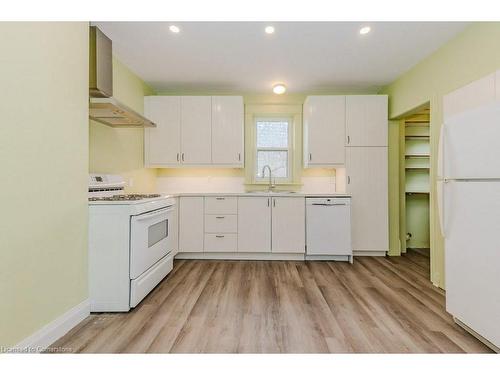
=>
[211,96,244,166]
[144,96,181,165]
[180,96,212,165]
[144,95,244,168]
[345,95,388,147]
[303,96,346,167]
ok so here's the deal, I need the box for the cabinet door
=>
[271,197,305,253]
[346,95,388,147]
[179,197,204,253]
[211,96,244,166]
[144,96,181,166]
[303,96,345,167]
[237,197,271,253]
[180,96,212,165]
[346,147,388,252]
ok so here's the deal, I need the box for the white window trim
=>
[254,116,294,184]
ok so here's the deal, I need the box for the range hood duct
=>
[89,26,155,128]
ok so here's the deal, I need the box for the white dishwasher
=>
[306,197,352,263]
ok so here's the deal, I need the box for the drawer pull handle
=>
[216,197,225,200]
[216,235,225,238]
[216,216,225,219]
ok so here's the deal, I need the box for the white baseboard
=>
[175,252,305,261]
[10,299,90,353]
[353,250,386,257]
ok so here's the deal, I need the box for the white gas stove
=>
[88,174,177,312]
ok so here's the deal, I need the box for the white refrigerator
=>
[438,102,500,350]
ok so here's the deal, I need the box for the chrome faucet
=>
[261,165,275,191]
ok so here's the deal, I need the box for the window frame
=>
[253,116,294,184]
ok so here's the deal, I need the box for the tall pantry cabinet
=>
[303,95,389,255]
[345,95,389,255]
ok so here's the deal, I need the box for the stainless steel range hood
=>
[89,26,156,128]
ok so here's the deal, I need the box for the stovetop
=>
[88,194,162,202]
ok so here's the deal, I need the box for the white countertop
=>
[160,192,351,198]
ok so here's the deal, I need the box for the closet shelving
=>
[405,116,430,194]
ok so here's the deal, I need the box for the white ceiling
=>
[94,22,468,94]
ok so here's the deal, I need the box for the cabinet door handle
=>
[267,198,270,207]
[273,198,276,207]
[348,176,351,184]
[176,153,180,162]
[215,216,225,219]
[215,235,225,238]
[347,135,350,144]
[181,153,185,161]
[309,153,312,161]
[238,153,241,161]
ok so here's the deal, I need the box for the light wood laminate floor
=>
[50,250,492,353]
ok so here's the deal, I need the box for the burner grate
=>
[88,194,162,202]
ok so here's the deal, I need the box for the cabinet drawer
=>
[204,196,237,214]
[204,233,237,252]
[205,214,237,233]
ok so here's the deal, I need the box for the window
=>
[254,117,292,182]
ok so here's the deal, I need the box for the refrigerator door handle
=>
[437,122,445,179]
[437,179,447,238]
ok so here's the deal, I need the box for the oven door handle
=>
[134,206,174,222]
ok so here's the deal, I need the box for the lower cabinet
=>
[204,233,237,252]
[271,197,305,253]
[237,197,272,253]
[178,195,306,255]
[179,197,204,252]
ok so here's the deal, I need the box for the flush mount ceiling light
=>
[359,26,371,35]
[273,83,286,95]
[169,25,180,33]
[265,26,275,34]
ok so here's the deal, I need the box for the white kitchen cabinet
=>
[346,95,388,147]
[204,196,238,214]
[181,96,212,165]
[179,197,204,253]
[144,96,244,167]
[271,197,305,253]
[211,96,244,166]
[303,96,346,167]
[144,96,181,166]
[204,233,238,252]
[237,197,271,253]
[346,147,388,253]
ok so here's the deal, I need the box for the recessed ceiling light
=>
[273,83,286,95]
[265,26,275,34]
[169,25,180,33]
[359,26,371,35]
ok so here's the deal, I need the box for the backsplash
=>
[156,175,338,194]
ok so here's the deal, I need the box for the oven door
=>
[130,205,174,279]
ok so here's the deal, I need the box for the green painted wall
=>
[89,57,157,193]
[406,194,430,248]
[0,22,89,347]
[381,22,500,288]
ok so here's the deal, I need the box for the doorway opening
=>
[399,105,431,274]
